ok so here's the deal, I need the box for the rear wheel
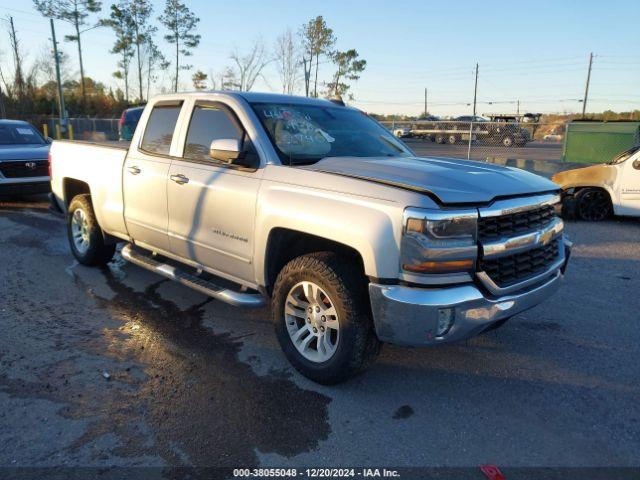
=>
[67,194,115,265]
[502,135,514,147]
[575,188,611,221]
[448,134,458,145]
[271,252,380,384]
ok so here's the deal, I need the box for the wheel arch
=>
[563,184,615,205]
[263,228,367,295]
[62,177,91,208]
[64,181,118,245]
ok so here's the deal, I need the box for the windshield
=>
[0,123,46,145]
[610,145,640,164]
[250,102,412,164]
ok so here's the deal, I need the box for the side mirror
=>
[209,138,242,164]
[47,137,53,144]
[633,159,640,170]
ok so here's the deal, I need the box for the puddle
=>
[69,265,333,467]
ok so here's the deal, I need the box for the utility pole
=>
[50,19,67,128]
[581,52,593,118]
[424,87,428,117]
[517,99,520,115]
[472,63,479,116]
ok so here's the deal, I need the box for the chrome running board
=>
[121,243,266,308]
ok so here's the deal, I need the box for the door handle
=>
[170,174,189,185]
[127,166,141,175]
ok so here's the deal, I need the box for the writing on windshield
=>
[251,102,411,164]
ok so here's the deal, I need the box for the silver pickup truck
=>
[50,91,571,384]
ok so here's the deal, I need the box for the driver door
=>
[166,100,263,284]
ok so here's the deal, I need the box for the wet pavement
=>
[0,195,639,478]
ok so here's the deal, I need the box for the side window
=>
[140,103,182,155]
[184,105,244,161]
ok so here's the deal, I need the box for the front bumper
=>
[0,178,50,196]
[369,240,571,347]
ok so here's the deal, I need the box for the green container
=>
[562,121,640,163]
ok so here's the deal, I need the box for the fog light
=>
[437,308,455,336]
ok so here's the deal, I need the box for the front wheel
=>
[575,188,612,221]
[67,194,115,266]
[271,252,380,384]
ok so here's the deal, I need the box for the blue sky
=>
[1,0,639,116]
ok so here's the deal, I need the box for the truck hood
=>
[307,156,558,204]
[0,144,50,161]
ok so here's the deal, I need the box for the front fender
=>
[253,182,404,286]
[552,164,617,195]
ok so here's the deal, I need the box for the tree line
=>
[0,2,366,118]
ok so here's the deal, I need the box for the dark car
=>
[482,114,539,147]
[118,106,144,141]
[0,120,51,196]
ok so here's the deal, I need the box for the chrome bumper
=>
[369,239,571,347]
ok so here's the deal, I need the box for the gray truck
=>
[49,91,571,384]
[0,119,51,195]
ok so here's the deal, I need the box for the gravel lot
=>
[0,195,638,478]
[405,139,562,162]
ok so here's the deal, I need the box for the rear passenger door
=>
[123,100,183,253]
[166,100,263,285]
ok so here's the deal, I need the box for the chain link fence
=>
[15,114,568,166]
[380,118,567,164]
[17,115,120,141]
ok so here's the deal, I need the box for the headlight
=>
[401,208,478,275]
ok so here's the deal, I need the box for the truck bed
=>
[55,139,131,150]
[49,138,130,237]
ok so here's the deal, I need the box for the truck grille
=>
[479,240,560,288]
[478,204,555,241]
[0,160,48,178]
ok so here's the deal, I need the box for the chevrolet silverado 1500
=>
[50,91,571,384]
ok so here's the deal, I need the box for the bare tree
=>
[274,29,300,94]
[6,16,26,102]
[35,44,71,84]
[143,39,168,101]
[229,41,271,92]
[159,0,200,92]
[33,0,103,110]
[222,67,238,90]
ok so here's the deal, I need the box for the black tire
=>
[67,194,115,266]
[434,133,445,144]
[447,134,458,145]
[575,188,612,222]
[559,193,578,220]
[271,252,381,385]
